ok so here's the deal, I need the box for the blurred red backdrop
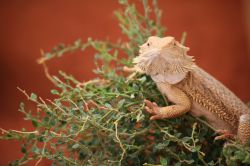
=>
[0,0,250,165]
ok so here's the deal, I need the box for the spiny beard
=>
[133,48,160,70]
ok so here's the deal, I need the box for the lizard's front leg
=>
[145,83,191,120]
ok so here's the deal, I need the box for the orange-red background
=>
[0,0,250,165]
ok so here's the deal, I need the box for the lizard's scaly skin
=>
[133,36,250,144]
[238,115,250,144]
[176,66,243,131]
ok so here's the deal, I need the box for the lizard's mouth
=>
[133,48,160,65]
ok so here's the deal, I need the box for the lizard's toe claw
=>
[214,130,235,141]
[214,134,234,141]
[144,99,154,107]
[145,106,152,113]
[215,129,229,134]
[150,115,162,120]
[152,102,158,106]
[145,106,158,115]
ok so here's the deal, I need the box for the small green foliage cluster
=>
[1,0,250,165]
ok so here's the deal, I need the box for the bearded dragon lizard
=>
[131,36,250,144]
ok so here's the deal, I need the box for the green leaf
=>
[19,102,25,111]
[78,151,87,160]
[118,99,125,109]
[72,143,80,149]
[37,136,45,142]
[160,156,168,166]
[49,118,56,126]
[10,160,20,166]
[104,103,112,109]
[30,93,37,102]
[51,89,60,95]
[130,93,135,99]
[31,146,40,154]
[139,76,147,83]
[32,120,38,127]
[21,145,27,154]
[174,163,181,166]
[28,133,36,140]
[118,0,127,5]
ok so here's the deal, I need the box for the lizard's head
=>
[134,36,190,66]
[138,36,184,55]
[133,36,195,83]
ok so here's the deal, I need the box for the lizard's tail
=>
[238,114,250,144]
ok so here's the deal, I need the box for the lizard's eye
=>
[147,42,150,47]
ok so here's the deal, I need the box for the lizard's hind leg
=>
[238,114,250,144]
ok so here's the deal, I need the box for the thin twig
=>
[39,49,57,85]
[17,87,30,100]
[114,121,126,166]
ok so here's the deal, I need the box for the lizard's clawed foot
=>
[144,99,162,120]
[214,129,235,141]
